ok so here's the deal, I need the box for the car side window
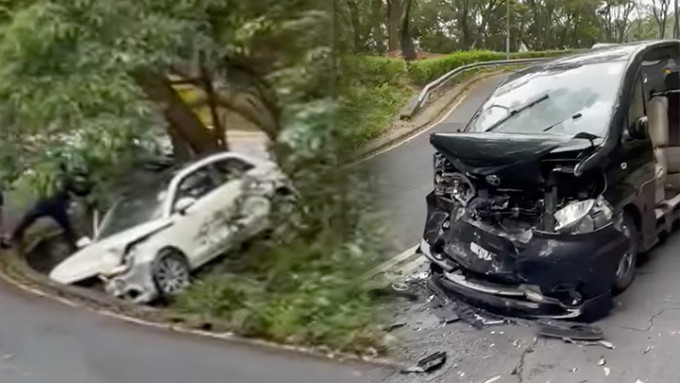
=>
[175,167,218,203]
[211,158,255,184]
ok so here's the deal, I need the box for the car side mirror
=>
[174,197,196,215]
[76,236,92,249]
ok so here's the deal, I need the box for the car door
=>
[193,156,269,264]
[163,165,223,267]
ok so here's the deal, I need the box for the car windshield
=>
[96,186,168,240]
[466,60,627,136]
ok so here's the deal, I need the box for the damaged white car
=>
[49,152,293,303]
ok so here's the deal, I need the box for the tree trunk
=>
[387,0,401,51]
[167,126,193,161]
[400,0,417,61]
[370,0,385,53]
[134,70,219,156]
[459,0,472,50]
[347,0,363,52]
[673,0,680,39]
[200,65,227,150]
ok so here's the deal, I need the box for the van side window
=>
[629,76,646,125]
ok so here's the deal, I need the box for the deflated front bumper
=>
[99,259,158,304]
[419,214,629,320]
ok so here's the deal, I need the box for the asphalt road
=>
[368,75,680,382]
[365,75,506,253]
[0,139,391,383]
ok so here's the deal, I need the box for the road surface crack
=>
[513,337,538,383]
[622,307,680,332]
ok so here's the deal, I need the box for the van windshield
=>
[466,60,627,137]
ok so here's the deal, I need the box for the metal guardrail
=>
[399,58,549,120]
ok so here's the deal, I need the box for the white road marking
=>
[393,255,426,277]
[358,245,419,282]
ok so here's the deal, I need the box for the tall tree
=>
[651,0,671,38]
[674,0,680,38]
[399,0,417,60]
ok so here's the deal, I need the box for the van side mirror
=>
[627,116,648,140]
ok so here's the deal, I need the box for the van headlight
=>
[554,197,613,233]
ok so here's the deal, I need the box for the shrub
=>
[407,49,578,85]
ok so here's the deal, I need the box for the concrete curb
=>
[0,231,405,370]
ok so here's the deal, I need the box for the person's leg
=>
[49,204,77,252]
[10,206,42,247]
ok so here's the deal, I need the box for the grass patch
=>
[337,82,412,148]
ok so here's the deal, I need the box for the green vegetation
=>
[407,49,578,85]
[0,0,391,354]
[336,49,575,148]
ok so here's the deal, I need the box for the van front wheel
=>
[613,213,637,294]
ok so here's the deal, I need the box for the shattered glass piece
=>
[400,351,447,374]
[538,322,604,341]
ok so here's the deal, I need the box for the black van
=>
[419,41,680,320]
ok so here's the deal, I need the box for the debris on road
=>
[635,380,647,383]
[431,307,460,324]
[400,351,447,374]
[368,287,419,301]
[643,345,652,354]
[426,277,507,329]
[391,282,409,292]
[570,367,578,373]
[598,357,606,366]
[603,367,611,376]
[482,375,501,383]
[597,340,615,349]
[559,337,615,349]
[538,322,604,341]
[382,322,407,332]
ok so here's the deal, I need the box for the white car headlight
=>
[554,197,613,233]
[100,246,136,277]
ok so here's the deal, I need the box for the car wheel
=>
[613,213,637,294]
[152,249,191,298]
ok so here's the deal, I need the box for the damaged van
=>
[419,41,680,320]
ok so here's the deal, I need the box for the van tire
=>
[613,213,637,294]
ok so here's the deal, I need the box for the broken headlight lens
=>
[100,246,136,277]
[554,197,613,233]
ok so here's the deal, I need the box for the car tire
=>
[613,213,637,294]
[152,249,191,298]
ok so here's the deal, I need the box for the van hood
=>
[430,132,601,187]
[49,218,173,284]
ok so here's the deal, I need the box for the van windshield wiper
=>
[485,94,550,132]
[543,112,583,132]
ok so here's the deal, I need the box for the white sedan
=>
[49,152,293,303]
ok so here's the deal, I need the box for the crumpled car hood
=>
[49,218,173,284]
[430,132,597,187]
